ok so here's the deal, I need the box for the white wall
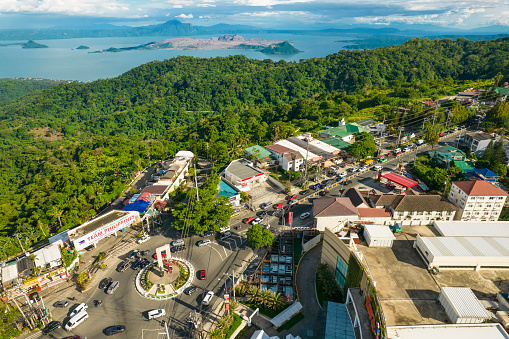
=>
[302,234,322,252]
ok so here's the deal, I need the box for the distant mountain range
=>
[0,19,508,41]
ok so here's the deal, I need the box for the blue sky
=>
[0,0,507,29]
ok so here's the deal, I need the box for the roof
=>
[417,235,509,258]
[2,262,18,283]
[218,179,239,198]
[387,324,509,339]
[356,118,377,127]
[434,221,509,237]
[175,150,194,159]
[467,133,493,141]
[452,180,508,196]
[358,208,392,218]
[75,211,132,236]
[320,138,352,150]
[275,139,320,161]
[318,123,370,138]
[382,171,419,189]
[122,200,149,213]
[369,194,404,207]
[454,160,475,172]
[270,301,302,327]
[225,159,264,181]
[473,168,500,178]
[321,301,356,339]
[343,188,368,207]
[495,87,509,96]
[283,151,303,162]
[265,144,294,154]
[364,225,396,239]
[33,244,62,267]
[440,287,491,319]
[436,146,466,156]
[17,256,35,273]
[392,195,457,212]
[244,145,272,160]
[313,197,359,217]
[141,185,169,195]
[137,192,153,202]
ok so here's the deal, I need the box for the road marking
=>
[142,328,168,339]
[22,332,41,339]
[210,242,229,261]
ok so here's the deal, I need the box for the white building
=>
[383,194,457,225]
[265,144,304,171]
[32,243,62,269]
[363,225,396,247]
[433,220,509,237]
[414,234,509,270]
[438,287,491,324]
[158,150,194,192]
[223,159,267,191]
[387,323,509,339]
[448,180,507,221]
[274,139,321,162]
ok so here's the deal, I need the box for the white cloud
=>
[199,15,212,18]
[175,13,193,18]
[235,0,311,6]
[354,14,447,26]
[197,3,216,7]
[0,0,132,16]
[240,10,321,19]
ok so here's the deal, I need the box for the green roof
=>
[318,123,370,138]
[244,145,271,160]
[454,160,475,173]
[321,138,352,150]
[437,146,466,157]
[495,87,509,96]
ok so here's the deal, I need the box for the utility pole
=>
[14,234,27,255]
[193,162,199,202]
[422,118,429,131]
[396,127,404,148]
[12,298,34,330]
[303,137,310,184]
[377,114,386,156]
[432,106,437,127]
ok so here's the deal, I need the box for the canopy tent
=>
[122,200,149,213]
[381,171,418,189]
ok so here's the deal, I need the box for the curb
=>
[294,241,323,302]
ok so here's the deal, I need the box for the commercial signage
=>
[224,294,230,304]
[288,212,293,225]
[73,212,137,251]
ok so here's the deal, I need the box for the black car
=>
[319,190,327,196]
[300,189,310,195]
[118,260,131,273]
[185,286,198,295]
[140,259,150,269]
[53,300,69,308]
[132,259,143,270]
[99,277,112,290]
[128,249,139,259]
[104,325,126,336]
[203,231,215,237]
[256,211,267,217]
[42,321,61,334]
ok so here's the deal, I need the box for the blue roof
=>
[122,200,148,213]
[320,301,355,339]
[218,180,239,198]
[475,168,500,178]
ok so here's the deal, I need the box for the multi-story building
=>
[448,180,507,221]
[265,144,305,171]
[464,133,493,157]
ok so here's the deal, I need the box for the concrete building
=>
[244,145,273,168]
[313,197,359,231]
[464,133,493,157]
[433,220,509,237]
[223,158,267,191]
[158,150,194,192]
[274,139,321,162]
[438,287,491,324]
[363,225,396,247]
[217,177,242,207]
[448,180,507,221]
[265,144,305,171]
[288,134,341,155]
[318,123,370,141]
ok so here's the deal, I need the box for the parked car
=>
[288,194,297,201]
[319,190,327,196]
[300,212,311,219]
[219,231,232,240]
[137,235,150,244]
[53,300,69,308]
[386,152,393,157]
[439,132,446,137]
[395,151,402,156]
[197,239,211,247]
[260,201,273,209]
[379,158,388,163]
[84,245,94,251]
[374,165,383,171]
[99,277,112,290]
[106,281,119,294]
[118,260,131,273]
[350,166,359,172]
[185,286,198,295]
[171,239,184,247]
[256,211,267,217]
[104,325,125,336]
[140,259,150,269]
[202,291,214,305]
[300,189,310,195]
[63,336,82,339]
[140,250,150,257]
[274,202,284,209]
[129,249,139,259]
[42,321,61,334]
[70,303,88,318]
[251,217,262,225]
[338,172,347,178]
[203,231,215,237]
[132,259,143,270]
[198,270,207,280]
[312,183,322,190]
[289,199,298,206]
[243,217,255,224]
[339,162,346,168]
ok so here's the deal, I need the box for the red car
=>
[288,194,297,201]
[386,152,393,157]
[439,132,446,136]
[198,270,206,280]
[395,151,402,156]
[243,217,255,224]
[274,202,284,209]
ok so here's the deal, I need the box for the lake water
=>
[0,34,350,82]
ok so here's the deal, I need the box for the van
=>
[202,291,214,305]
[197,239,211,247]
[417,139,424,145]
[106,281,119,294]
[394,148,401,154]
[171,239,184,247]
[147,309,166,320]
[70,303,88,318]
[64,310,88,331]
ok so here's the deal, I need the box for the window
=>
[499,197,505,200]
[466,204,472,208]
[495,204,501,208]
[448,211,454,215]
[335,257,347,289]
[474,212,480,215]
[465,212,471,215]
[418,211,423,215]
[484,212,490,215]
[398,212,404,216]
[489,197,495,200]
[478,197,484,200]
[409,211,415,215]
[460,201,464,206]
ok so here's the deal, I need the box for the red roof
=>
[137,192,153,202]
[381,171,418,189]
[453,180,508,196]
[358,208,392,218]
[265,144,294,154]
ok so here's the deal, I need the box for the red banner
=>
[288,212,293,225]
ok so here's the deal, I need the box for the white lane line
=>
[209,243,226,261]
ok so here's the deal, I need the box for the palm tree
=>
[268,292,284,311]
[259,289,273,308]
[229,299,239,313]
[248,286,260,303]
[209,328,223,339]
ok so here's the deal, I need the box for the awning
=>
[381,171,418,189]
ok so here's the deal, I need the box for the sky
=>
[0,0,508,30]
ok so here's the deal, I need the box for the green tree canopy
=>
[246,224,274,248]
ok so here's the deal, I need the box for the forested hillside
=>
[0,78,64,102]
[0,37,508,260]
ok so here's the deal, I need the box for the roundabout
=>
[135,257,194,300]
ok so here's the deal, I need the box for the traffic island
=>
[135,258,194,300]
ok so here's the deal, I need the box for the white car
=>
[374,165,382,171]
[300,212,311,220]
[289,199,298,206]
[359,166,367,172]
[251,218,262,225]
[339,172,347,178]
[350,166,359,172]
[137,234,150,244]
[403,147,411,153]
[417,139,424,145]
[70,303,88,318]
[148,309,166,319]
[202,291,214,305]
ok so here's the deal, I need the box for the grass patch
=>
[277,313,304,332]
[240,300,289,318]
[224,313,243,339]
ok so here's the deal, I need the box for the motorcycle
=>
[68,297,76,301]
[94,299,102,307]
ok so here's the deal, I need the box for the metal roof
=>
[225,159,264,180]
[434,221,509,237]
[270,301,302,328]
[33,244,62,268]
[387,324,509,339]
[418,235,509,258]
[364,225,396,239]
[381,171,418,189]
[440,287,491,319]
[275,139,320,161]
[1,262,18,283]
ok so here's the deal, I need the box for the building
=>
[438,287,491,324]
[244,145,273,168]
[457,88,484,100]
[140,185,170,202]
[265,144,305,171]
[32,244,62,269]
[363,225,396,247]
[430,146,466,167]
[223,158,267,191]
[313,197,359,231]
[318,123,370,141]
[157,150,194,192]
[217,177,242,207]
[274,139,321,162]
[433,220,509,237]
[464,133,493,157]
[321,137,353,150]
[288,134,341,156]
[464,168,500,184]
[414,235,509,270]
[448,180,507,221]
[67,210,140,251]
